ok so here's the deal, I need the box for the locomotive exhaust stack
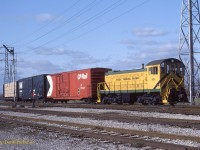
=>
[142,64,144,69]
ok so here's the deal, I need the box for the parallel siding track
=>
[0,116,198,150]
[0,106,200,149]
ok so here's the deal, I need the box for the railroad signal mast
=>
[179,0,200,105]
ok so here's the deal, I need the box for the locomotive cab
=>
[145,58,188,104]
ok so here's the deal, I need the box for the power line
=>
[34,0,151,50]
[15,0,151,65]
[32,0,129,49]
[22,0,101,46]
[11,0,81,46]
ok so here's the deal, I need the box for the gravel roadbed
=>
[0,110,200,148]
[34,107,200,121]
[0,125,142,150]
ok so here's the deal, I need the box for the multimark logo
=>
[77,73,88,80]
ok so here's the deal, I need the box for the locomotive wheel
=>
[141,100,148,105]
[152,97,159,105]
[129,100,134,105]
[102,97,108,104]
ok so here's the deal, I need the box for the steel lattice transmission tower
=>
[179,0,200,105]
[2,45,15,84]
[0,45,17,106]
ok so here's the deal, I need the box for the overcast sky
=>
[0,0,183,93]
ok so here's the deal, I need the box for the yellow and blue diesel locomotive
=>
[97,58,188,105]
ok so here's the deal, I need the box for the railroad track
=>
[1,101,200,115]
[0,115,198,150]
[0,107,200,149]
[0,107,200,130]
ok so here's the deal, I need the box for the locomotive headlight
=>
[171,59,174,63]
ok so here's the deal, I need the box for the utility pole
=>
[179,0,200,105]
[2,45,16,107]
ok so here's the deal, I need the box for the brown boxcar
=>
[46,68,110,102]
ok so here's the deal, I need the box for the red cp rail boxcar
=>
[46,68,110,102]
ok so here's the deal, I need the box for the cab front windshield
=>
[160,61,184,75]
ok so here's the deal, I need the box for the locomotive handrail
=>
[178,78,184,87]
[97,82,110,90]
[160,75,180,89]
[97,82,110,103]
[161,75,180,102]
[166,78,178,89]
[160,76,170,88]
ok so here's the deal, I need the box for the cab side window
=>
[161,63,165,73]
[149,66,158,75]
[149,68,152,75]
[167,64,170,74]
[171,65,175,73]
[153,67,158,74]
[175,64,178,74]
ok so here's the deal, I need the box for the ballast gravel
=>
[0,125,143,150]
[35,107,200,121]
[0,110,200,147]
